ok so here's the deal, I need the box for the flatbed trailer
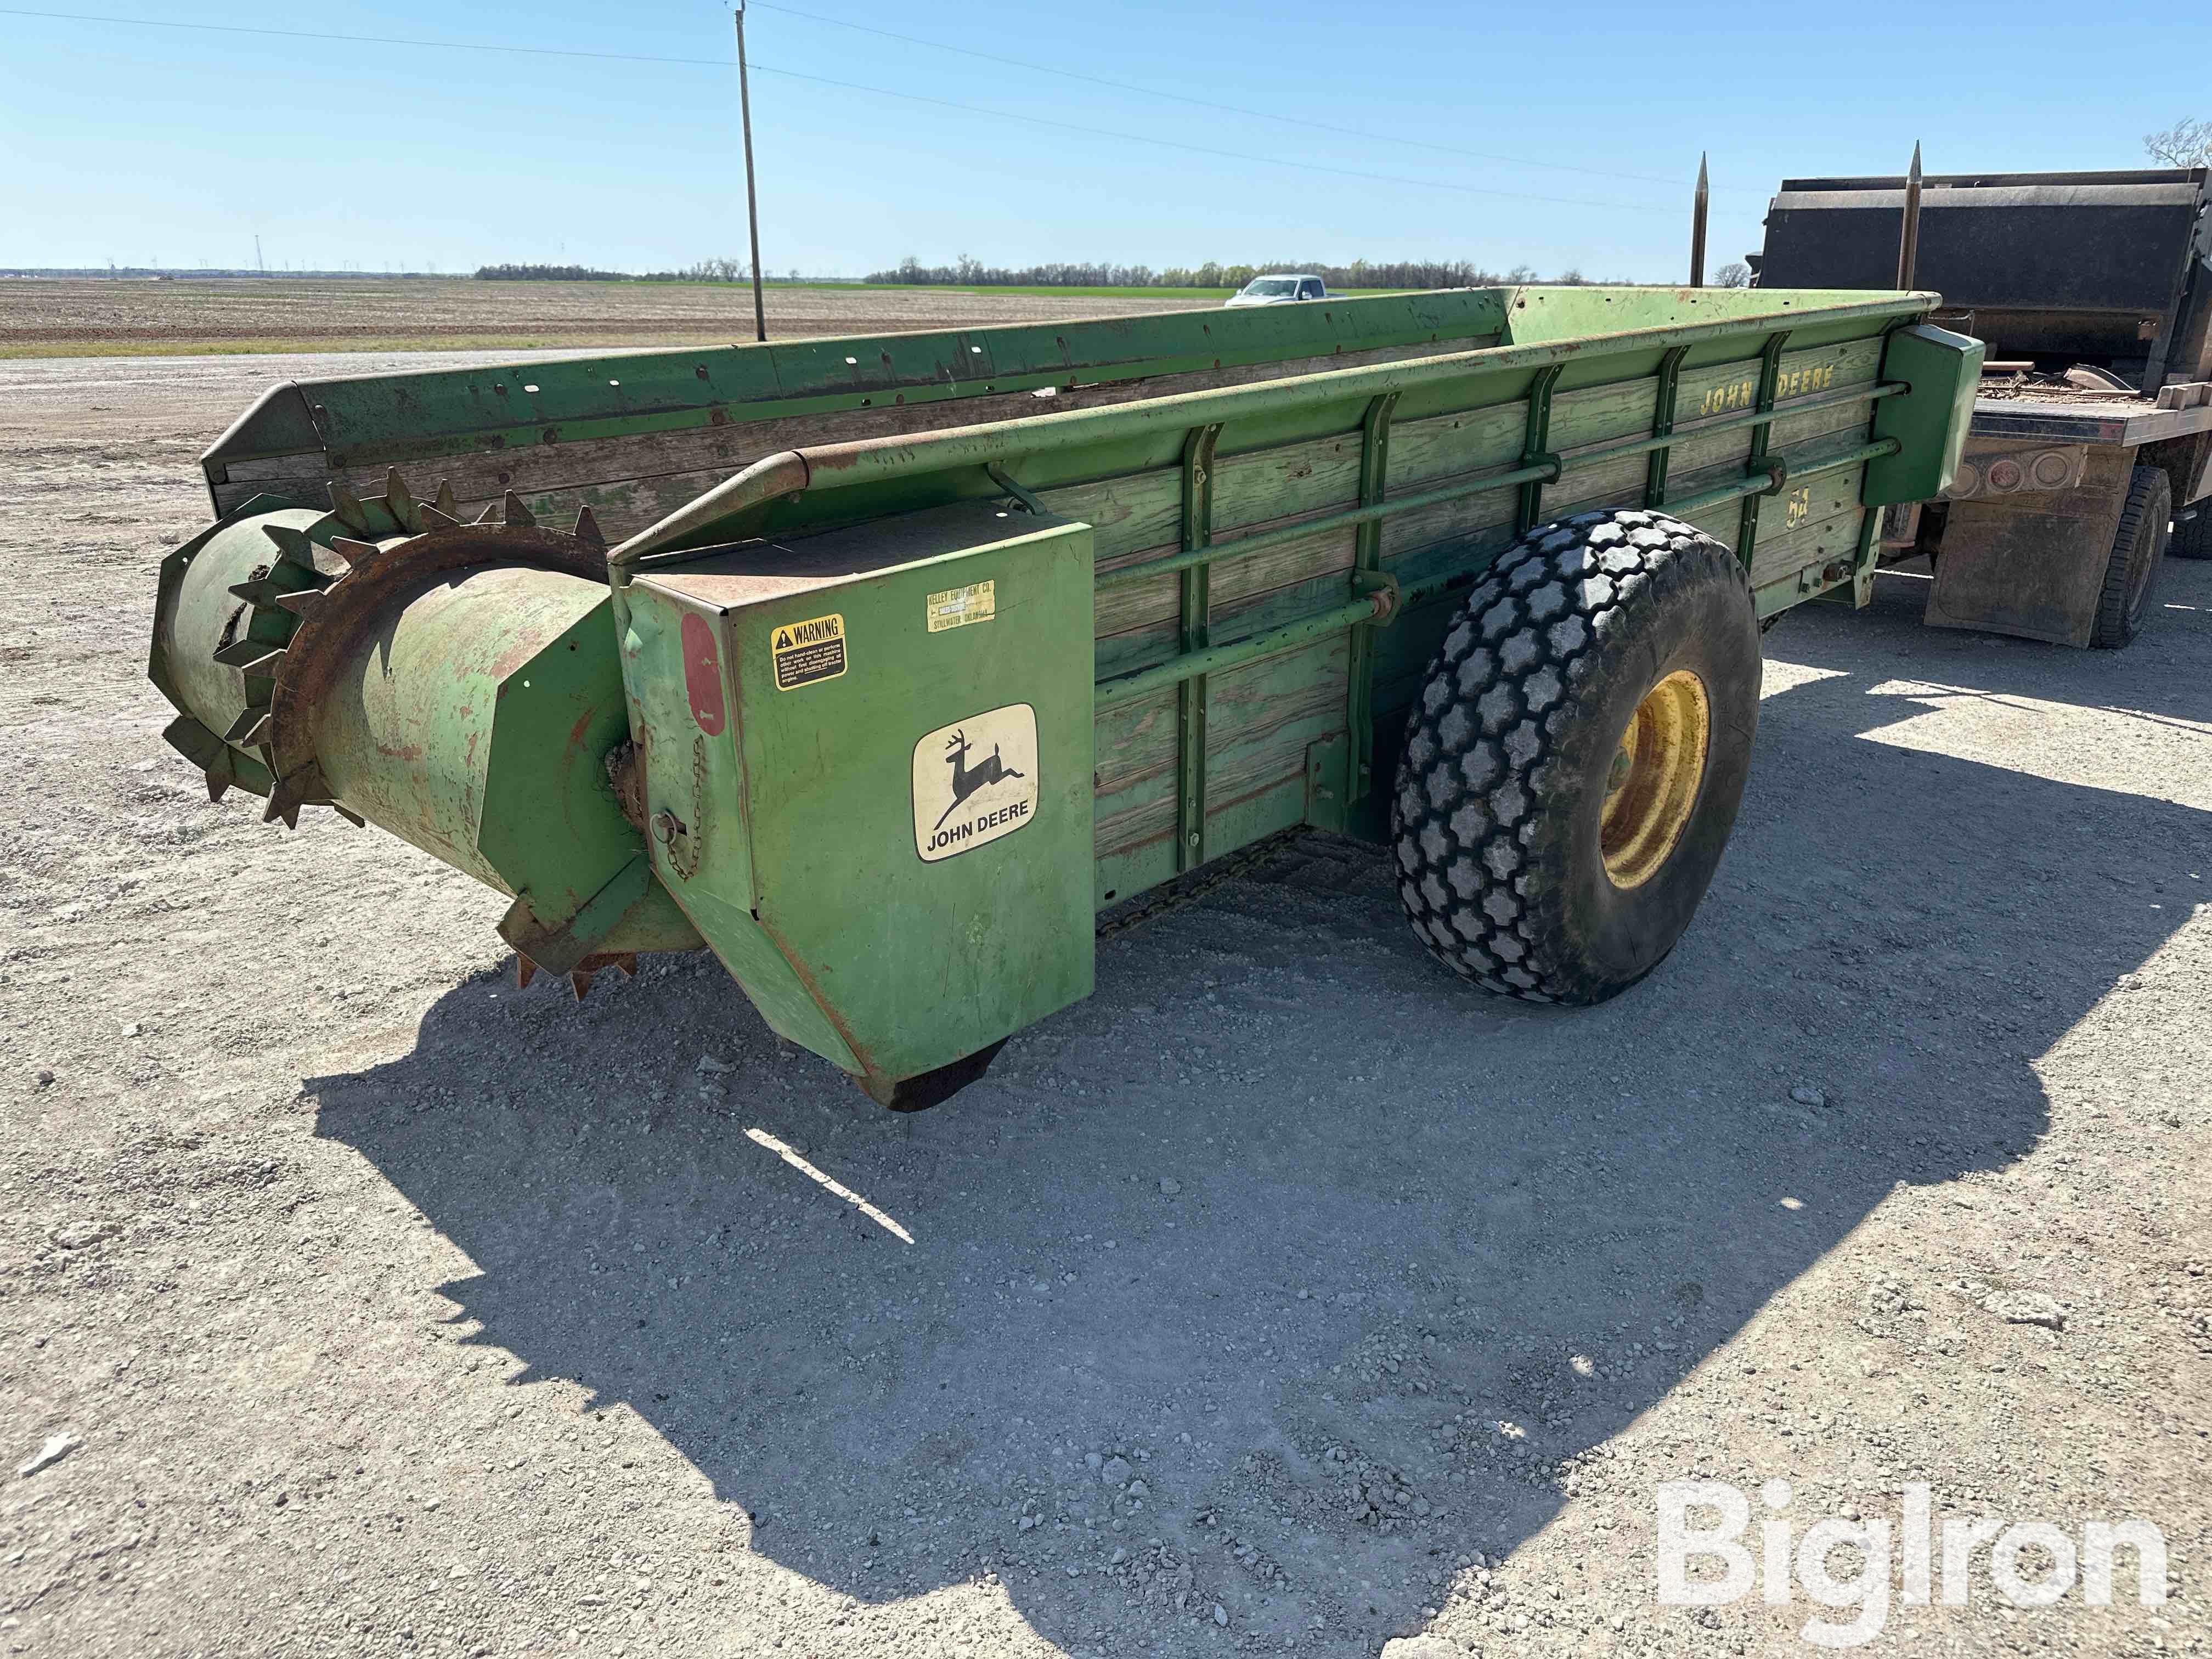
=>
[1906,380,2212,646]
[149,285,1978,1105]
[1758,167,2212,648]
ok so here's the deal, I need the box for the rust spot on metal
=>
[604,742,648,832]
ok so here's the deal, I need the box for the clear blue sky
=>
[3,0,2203,279]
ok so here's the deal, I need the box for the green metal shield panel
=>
[625,505,1096,1096]
[1865,324,1984,504]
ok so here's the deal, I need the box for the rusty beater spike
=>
[222,706,272,746]
[434,479,459,517]
[273,588,326,619]
[329,537,380,567]
[205,772,230,804]
[212,636,281,667]
[228,575,292,606]
[419,503,462,531]
[472,502,502,526]
[331,804,365,828]
[573,504,605,549]
[262,523,317,567]
[329,482,371,534]
[383,467,418,531]
[501,490,536,529]
[515,953,539,991]
[568,967,596,1000]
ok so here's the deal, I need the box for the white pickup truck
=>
[1223,273,1332,307]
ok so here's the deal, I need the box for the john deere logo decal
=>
[912,705,1039,862]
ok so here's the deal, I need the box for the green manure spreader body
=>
[151,286,1979,1105]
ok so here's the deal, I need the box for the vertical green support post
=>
[1816,501,1883,608]
[1644,346,1691,507]
[1344,391,1400,808]
[1176,424,1221,873]
[1515,364,1564,534]
[1735,332,1791,569]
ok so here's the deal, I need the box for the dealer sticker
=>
[770,612,846,691]
[912,704,1039,862]
[926,579,996,633]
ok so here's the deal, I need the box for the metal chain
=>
[662,735,706,882]
[1094,826,1310,941]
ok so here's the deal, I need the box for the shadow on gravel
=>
[307,562,2210,1657]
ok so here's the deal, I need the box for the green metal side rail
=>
[1090,379,1907,595]
[606,293,1948,882]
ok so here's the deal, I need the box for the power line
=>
[749,61,1675,213]
[751,0,1704,194]
[0,7,735,69]
[2,5,1681,213]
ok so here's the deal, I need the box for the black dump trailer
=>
[1756,167,2212,647]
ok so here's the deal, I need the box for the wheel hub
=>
[1600,669,1711,889]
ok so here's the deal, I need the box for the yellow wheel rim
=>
[1600,669,1711,889]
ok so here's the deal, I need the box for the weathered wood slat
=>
[212,340,1483,521]
[1094,636,1344,858]
[1094,634,1347,799]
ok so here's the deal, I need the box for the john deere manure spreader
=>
[150,287,1978,1106]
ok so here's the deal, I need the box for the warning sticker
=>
[926,579,996,633]
[912,704,1039,862]
[770,612,847,691]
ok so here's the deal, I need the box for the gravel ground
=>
[3,351,2209,1659]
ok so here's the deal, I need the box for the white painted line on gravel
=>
[743,1127,915,1243]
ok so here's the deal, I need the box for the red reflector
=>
[680,612,726,736]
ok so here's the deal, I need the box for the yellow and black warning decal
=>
[770,612,847,691]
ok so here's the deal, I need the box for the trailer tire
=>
[2090,466,2170,647]
[2169,501,2212,561]
[1392,508,1759,1005]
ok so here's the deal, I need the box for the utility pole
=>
[735,2,767,342]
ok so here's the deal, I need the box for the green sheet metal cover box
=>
[624,503,1096,1097]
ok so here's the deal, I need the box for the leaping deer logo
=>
[935,728,1025,831]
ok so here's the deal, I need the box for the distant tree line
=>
[475,263,630,281]
[473,256,1640,289]
[863,255,1623,289]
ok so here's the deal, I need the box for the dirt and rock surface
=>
[0,279,1203,356]
[3,335,2209,1658]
